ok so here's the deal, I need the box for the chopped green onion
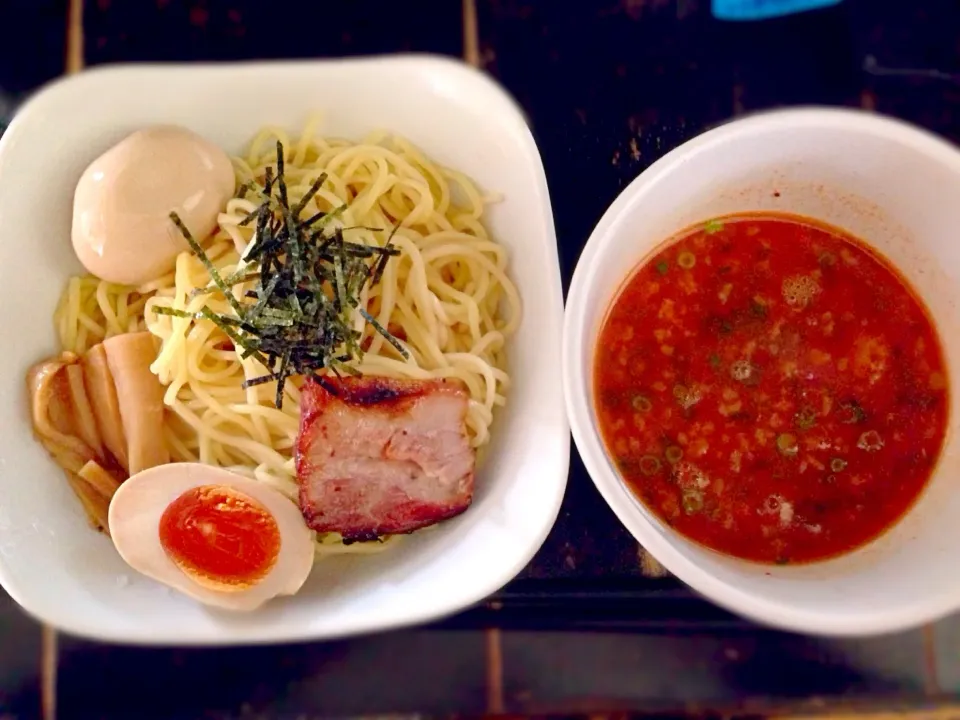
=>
[640,455,662,476]
[794,406,818,431]
[704,219,724,234]
[729,359,758,385]
[672,383,702,410]
[830,457,847,472]
[857,430,884,452]
[682,491,704,514]
[615,457,637,474]
[750,298,768,319]
[776,433,798,457]
[665,446,684,465]
[840,400,867,424]
[677,251,696,269]
[708,353,721,369]
[631,394,653,413]
[655,260,669,276]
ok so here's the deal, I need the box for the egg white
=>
[108,462,314,611]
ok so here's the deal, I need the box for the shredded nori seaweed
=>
[163,140,406,409]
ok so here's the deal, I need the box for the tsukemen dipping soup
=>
[594,213,948,564]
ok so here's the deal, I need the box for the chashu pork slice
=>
[295,376,476,540]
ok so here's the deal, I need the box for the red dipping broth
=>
[593,213,949,565]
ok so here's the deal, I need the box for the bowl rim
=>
[0,54,570,645]
[562,106,960,637]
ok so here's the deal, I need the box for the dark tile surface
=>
[0,0,67,121]
[0,0,67,93]
[57,629,487,719]
[851,1,960,144]
[83,0,463,65]
[501,628,932,713]
[0,590,42,718]
[521,453,642,581]
[932,615,960,693]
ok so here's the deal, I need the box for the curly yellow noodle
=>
[52,119,520,560]
[55,276,148,355]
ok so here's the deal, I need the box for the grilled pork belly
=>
[295,376,475,540]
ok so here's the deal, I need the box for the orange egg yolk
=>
[158,484,281,592]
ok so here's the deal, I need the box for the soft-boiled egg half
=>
[108,463,314,611]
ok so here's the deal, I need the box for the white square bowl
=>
[0,56,569,644]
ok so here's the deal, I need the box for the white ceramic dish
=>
[563,107,960,637]
[0,56,569,644]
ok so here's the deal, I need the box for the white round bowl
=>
[563,107,960,637]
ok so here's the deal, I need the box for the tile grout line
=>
[485,627,504,714]
[66,0,84,74]
[922,622,940,695]
[462,0,480,68]
[778,705,960,719]
[41,625,57,720]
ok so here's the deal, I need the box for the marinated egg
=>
[72,125,234,285]
[108,463,313,611]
